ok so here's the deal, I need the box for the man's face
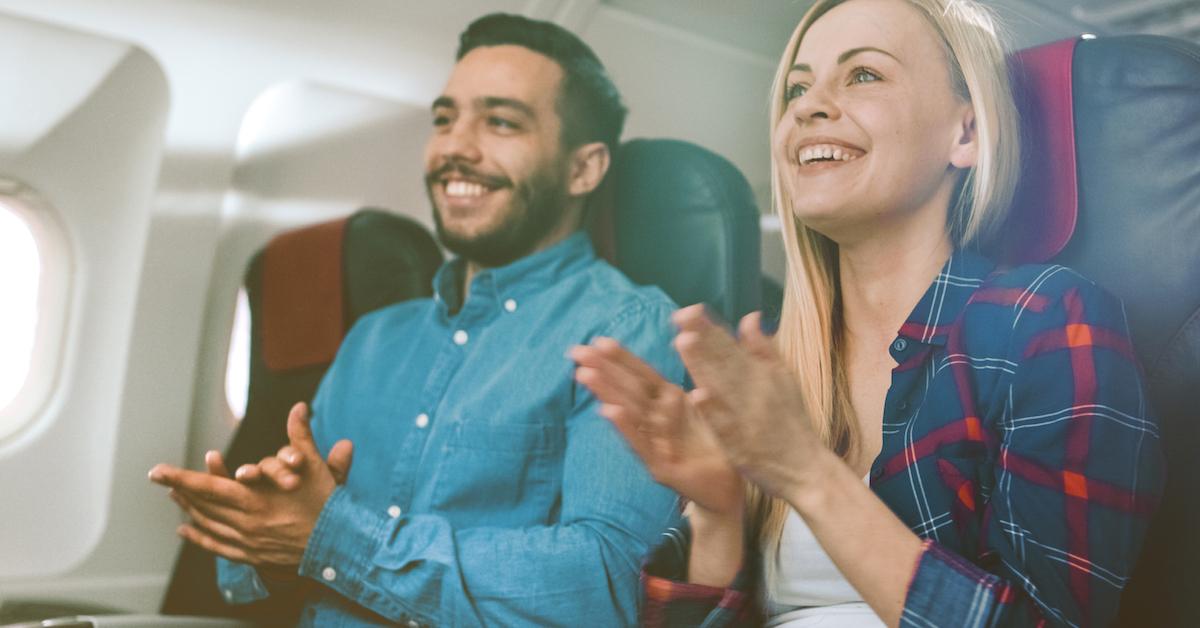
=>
[424,45,573,267]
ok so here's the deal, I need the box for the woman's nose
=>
[789,84,840,123]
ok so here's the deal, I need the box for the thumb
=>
[286,402,320,458]
[326,439,354,485]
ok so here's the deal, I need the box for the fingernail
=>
[148,467,162,481]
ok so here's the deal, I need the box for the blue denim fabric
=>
[217,232,683,626]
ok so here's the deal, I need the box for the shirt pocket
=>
[430,420,562,525]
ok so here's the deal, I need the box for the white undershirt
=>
[764,479,885,627]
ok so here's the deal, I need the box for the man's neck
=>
[461,213,582,301]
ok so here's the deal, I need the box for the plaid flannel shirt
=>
[642,251,1164,627]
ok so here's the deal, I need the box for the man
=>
[149,13,683,627]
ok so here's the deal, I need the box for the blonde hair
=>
[754,0,1021,588]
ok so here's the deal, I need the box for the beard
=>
[426,160,570,268]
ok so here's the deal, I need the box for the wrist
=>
[687,504,745,587]
[783,447,846,516]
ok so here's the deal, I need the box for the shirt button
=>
[891,338,908,352]
[504,298,517,312]
[387,505,402,518]
[407,621,419,628]
[321,566,337,582]
[453,330,469,345]
[223,589,233,601]
[415,413,429,429]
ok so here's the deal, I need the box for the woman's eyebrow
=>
[837,46,901,65]
[790,46,902,73]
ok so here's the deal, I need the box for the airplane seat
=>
[998,35,1200,627]
[159,208,442,624]
[588,137,764,324]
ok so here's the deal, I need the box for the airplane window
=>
[0,202,39,410]
[224,288,251,421]
[0,199,42,435]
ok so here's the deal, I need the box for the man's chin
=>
[438,232,531,269]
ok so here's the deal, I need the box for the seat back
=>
[588,138,763,324]
[1004,35,1200,627]
[160,208,442,622]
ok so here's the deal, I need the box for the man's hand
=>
[149,403,347,571]
[224,426,353,491]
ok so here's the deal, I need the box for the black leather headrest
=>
[1043,35,1200,626]
[588,138,762,324]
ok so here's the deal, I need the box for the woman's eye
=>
[850,68,881,84]
[784,82,808,101]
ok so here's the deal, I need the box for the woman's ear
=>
[567,142,611,197]
[949,104,978,170]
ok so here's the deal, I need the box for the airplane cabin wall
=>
[0,0,778,613]
[0,0,1094,614]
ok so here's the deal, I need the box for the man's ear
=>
[567,142,611,197]
[949,104,978,170]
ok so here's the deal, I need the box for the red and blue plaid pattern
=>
[642,251,1164,627]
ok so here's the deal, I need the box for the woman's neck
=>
[837,227,953,352]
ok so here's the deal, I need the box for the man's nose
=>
[434,119,483,163]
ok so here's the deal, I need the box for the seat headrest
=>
[261,216,347,371]
[588,138,762,323]
[1024,35,1200,626]
[258,208,443,372]
[996,37,1081,264]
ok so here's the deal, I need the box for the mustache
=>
[425,162,511,189]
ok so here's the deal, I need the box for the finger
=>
[574,365,655,410]
[276,445,305,470]
[737,311,779,362]
[170,490,247,547]
[177,523,252,564]
[573,341,667,406]
[204,451,231,478]
[646,383,689,440]
[170,484,249,529]
[598,403,656,466]
[671,303,724,333]
[151,464,251,510]
[674,327,747,402]
[571,342,666,395]
[285,402,321,459]
[326,440,354,485]
[234,464,262,483]
[257,456,301,491]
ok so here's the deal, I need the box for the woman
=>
[570,0,1163,625]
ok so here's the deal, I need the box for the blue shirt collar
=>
[433,231,596,314]
[897,249,997,346]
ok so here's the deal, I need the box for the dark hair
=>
[457,13,626,153]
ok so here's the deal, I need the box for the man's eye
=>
[784,82,808,101]
[488,117,519,130]
[850,68,881,84]
[432,115,451,128]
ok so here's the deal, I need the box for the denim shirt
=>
[218,232,684,626]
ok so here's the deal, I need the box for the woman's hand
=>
[673,305,828,501]
[571,337,744,519]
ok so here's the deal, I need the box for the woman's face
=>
[773,0,977,242]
